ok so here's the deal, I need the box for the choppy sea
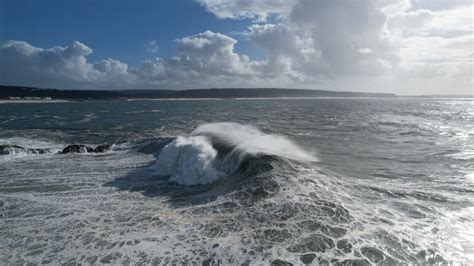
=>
[0,98,473,265]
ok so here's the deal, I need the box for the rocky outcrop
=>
[60,145,94,154]
[1,144,111,155]
[28,148,52,154]
[94,144,110,153]
[60,144,110,154]
[0,145,51,155]
[0,145,27,155]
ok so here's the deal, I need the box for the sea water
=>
[0,98,473,264]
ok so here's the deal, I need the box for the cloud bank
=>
[0,0,472,94]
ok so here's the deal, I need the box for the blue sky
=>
[0,0,472,94]
[0,0,265,65]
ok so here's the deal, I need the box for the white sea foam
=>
[465,172,474,182]
[0,137,62,149]
[150,136,225,185]
[151,122,317,185]
[0,137,63,159]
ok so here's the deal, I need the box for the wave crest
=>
[193,122,317,162]
[151,136,225,185]
[150,122,317,185]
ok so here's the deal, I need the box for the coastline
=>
[0,99,69,104]
[1,96,471,104]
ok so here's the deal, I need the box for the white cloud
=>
[0,32,268,90]
[193,0,472,94]
[388,9,435,35]
[94,58,135,87]
[245,0,400,79]
[146,40,160,54]
[410,0,472,11]
[391,4,473,92]
[0,40,103,88]
[246,23,313,79]
[0,0,472,94]
[135,31,262,88]
[194,0,297,21]
[174,31,257,75]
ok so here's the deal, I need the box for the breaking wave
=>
[151,136,225,185]
[149,122,317,185]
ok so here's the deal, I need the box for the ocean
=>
[0,98,473,265]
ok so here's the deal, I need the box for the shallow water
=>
[0,98,473,264]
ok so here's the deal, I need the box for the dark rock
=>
[94,144,110,153]
[60,144,110,154]
[60,145,94,154]
[0,145,52,155]
[0,145,27,155]
[28,148,52,154]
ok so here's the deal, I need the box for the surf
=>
[149,122,318,185]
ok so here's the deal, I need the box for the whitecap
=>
[150,136,225,185]
[150,122,317,185]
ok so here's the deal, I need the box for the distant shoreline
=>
[0,97,389,104]
[0,85,398,100]
[1,96,472,104]
[2,84,471,102]
[0,99,70,104]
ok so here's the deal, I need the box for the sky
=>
[0,0,472,95]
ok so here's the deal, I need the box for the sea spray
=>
[193,122,318,162]
[150,122,317,185]
[150,136,225,185]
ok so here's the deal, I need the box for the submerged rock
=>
[94,144,110,153]
[28,148,52,154]
[60,145,94,154]
[60,144,110,154]
[0,145,27,155]
[1,143,110,155]
[0,145,51,155]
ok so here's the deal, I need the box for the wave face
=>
[150,122,317,185]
